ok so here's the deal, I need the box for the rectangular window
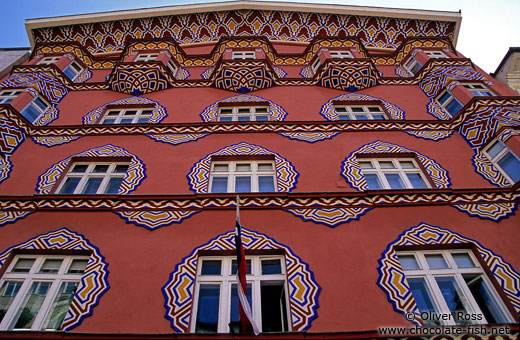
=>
[484,140,520,184]
[463,84,494,97]
[357,158,430,190]
[37,57,61,65]
[209,160,276,193]
[62,60,83,81]
[218,106,269,122]
[0,90,23,104]
[232,51,256,60]
[334,105,387,120]
[21,96,50,124]
[437,91,463,117]
[311,57,322,74]
[396,250,514,325]
[403,56,422,75]
[329,50,354,59]
[192,255,289,333]
[134,53,159,62]
[0,255,89,331]
[100,107,153,124]
[166,59,178,75]
[56,162,129,195]
[424,50,449,59]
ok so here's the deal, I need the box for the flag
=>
[235,195,260,335]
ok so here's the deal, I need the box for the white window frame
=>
[424,50,449,59]
[232,51,256,60]
[396,249,514,325]
[100,107,153,124]
[484,139,520,184]
[0,90,23,104]
[218,106,270,122]
[134,53,159,62]
[357,158,431,190]
[191,255,291,333]
[329,50,354,59]
[209,160,277,193]
[166,58,178,76]
[62,60,83,81]
[463,84,494,97]
[403,56,422,75]
[436,90,463,117]
[0,254,90,331]
[334,104,387,120]
[0,90,50,124]
[37,57,61,65]
[55,162,129,195]
[310,57,322,74]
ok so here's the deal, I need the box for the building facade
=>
[493,47,520,95]
[0,1,519,338]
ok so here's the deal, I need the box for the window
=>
[424,50,449,59]
[218,106,269,122]
[209,160,276,193]
[100,107,153,124]
[403,56,422,75]
[166,59,177,75]
[232,51,255,60]
[357,158,430,190]
[0,254,89,330]
[192,255,289,333]
[334,105,386,120]
[329,50,354,59]
[437,91,463,117]
[484,140,520,184]
[62,60,83,81]
[56,162,129,194]
[0,89,50,123]
[310,57,321,74]
[134,53,159,62]
[37,57,61,65]
[463,84,494,97]
[397,250,514,325]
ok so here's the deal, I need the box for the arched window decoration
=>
[0,228,109,331]
[187,142,298,193]
[36,144,146,195]
[319,93,405,121]
[377,222,520,325]
[341,140,450,190]
[82,96,167,125]
[162,227,320,333]
[199,94,287,122]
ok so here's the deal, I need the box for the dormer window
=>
[36,55,84,81]
[329,50,354,59]
[424,50,448,59]
[134,53,159,62]
[463,84,494,96]
[437,91,463,117]
[311,57,322,74]
[37,57,61,65]
[166,59,178,75]
[484,140,520,184]
[62,60,83,81]
[403,56,422,76]
[232,51,256,60]
[0,89,50,124]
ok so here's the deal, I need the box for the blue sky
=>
[1,0,518,73]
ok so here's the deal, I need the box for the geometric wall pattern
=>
[341,140,451,190]
[419,66,486,99]
[0,210,34,226]
[0,156,12,185]
[319,63,378,92]
[200,94,287,122]
[377,223,520,325]
[451,202,518,222]
[405,130,454,141]
[146,133,208,146]
[0,118,26,155]
[36,144,146,194]
[320,93,405,120]
[0,228,109,331]
[31,135,82,147]
[114,210,200,230]
[83,96,167,124]
[162,227,321,332]
[32,10,456,55]
[285,207,372,227]
[278,132,340,143]
[187,142,299,193]
[110,66,170,95]
[213,64,273,93]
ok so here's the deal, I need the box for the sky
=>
[0,0,519,74]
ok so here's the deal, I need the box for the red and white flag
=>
[235,196,260,335]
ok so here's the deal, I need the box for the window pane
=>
[464,274,508,324]
[438,92,451,104]
[213,164,228,172]
[486,141,505,159]
[399,161,416,169]
[39,259,63,273]
[201,260,221,275]
[379,161,395,169]
[258,163,273,171]
[104,177,123,194]
[372,114,385,120]
[358,161,373,169]
[235,176,251,193]
[81,177,102,194]
[103,119,116,124]
[12,281,51,329]
[365,174,382,189]
[21,105,41,123]
[218,116,232,122]
[33,97,48,111]
[406,173,427,189]
[195,284,220,333]
[435,277,469,323]
[355,114,369,120]
[11,259,35,273]
[236,163,251,171]
[453,254,475,268]
[93,165,109,173]
[407,278,439,325]
[255,107,268,113]
[445,99,462,116]
[59,177,81,194]
[338,115,350,120]
[261,281,288,332]
[385,173,405,189]
[114,164,129,173]
[262,259,282,275]
[68,259,89,274]
[44,282,78,330]
[231,259,251,275]
[71,165,87,173]
[497,152,520,182]
[137,118,149,123]
[0,281,22,323]
[230,283,252,333]
[237,116,250,121]
[397,255,420,270]
[258,176,275,192]
[63,66,76,80]
[255,115,269,121]
[425,254,449,269]
[211,177,228,193]
[120,119,133,124]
